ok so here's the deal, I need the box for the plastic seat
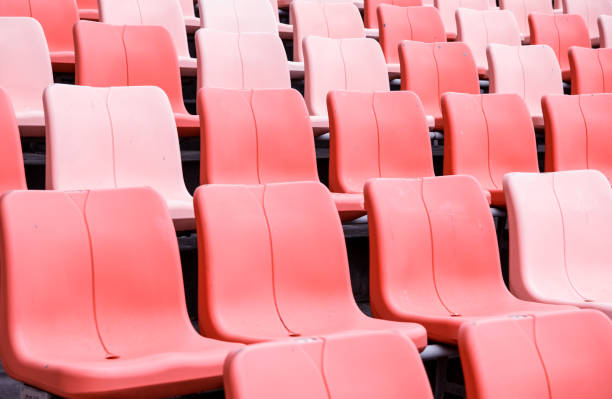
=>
[435,0,489,41]
[487,44,563,128]
[399,41,479,130]
[195,181,428,347]
[364,176,576,343]
[598,15,612,48]
[0,88,27,195]
[198,88,364,217]
[224,331,434,399]
[98,0,196,76]
[504,170,612,317]
[44,84,194,231]
[456,9,521,77]
[378,5,446,72]
[499,0,553,42]
[568,47,612,94]
[0,187,243,398]
[441,93,538,206]
[563,0,612,46]
[180,0,199,32]
[0,0,78,72]
[364,0,422,29]
[459,310,612,399]
[0,17,52,137]
[76,0,99,20]
[74,21,199,137]
[199,0,278,33]
[529,13,590,80]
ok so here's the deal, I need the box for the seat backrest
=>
[196,29,291,91]
[399,41,479,121]
[500,0,553,38]
[434,0,489,39]
[195,181,362,341]
[224,331,434,399]
[198,88,318,185]
[441,93,538,201]
[179,0,196,18]
[487,44,563,119]
[459,310,612,399]
[563,0,612,42]
[599,15,612,48]
[74,21,188,116]
[529,13,590,73]
[378,5,446,64]
[304,37,390,116]
[98,0,190,58]
[456,9,521,75]
[364,176,509,318]
[568,47,612,94]
[542,93,612,181]
[364,0,422,29]
[291,1,365,62]
[44,85,189,203]
[328,90,434,194]
[0,89,27,195]
[199,0,278,33]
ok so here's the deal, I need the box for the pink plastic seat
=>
[399,41,480,130]
[74,21,199,137]
[0,17,52,137]
[528,13,590,80]
[0,187,243,398]
[195,181,428,347]
[504,170,612,317]
[442,93,538,206]
[180,0,199,32]
[435,0,489,40]
[98,0,196,76]
[76,0,99,20]
[563,0,612,46]
[487,44,563,128]
[364,0,423,29]
[365,176,576,343]
[456,9,521,77]
[44,84,195,231]
[199,0,278,33]
[568,47,612,94]
[459,310,612,399]
[224,331,433,399]
[0,0,78,72]
[0,88,27,195]
[499,0,554,42]
[598,15,612,48]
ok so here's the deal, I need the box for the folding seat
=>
[599,15,612,48]
[434,0,489,41]
[198,88,364,217]
[0,17,52,137]
[528,13,590,80]
[568,47,612,94]
[44,84,195,231]
[195,181,428,347]
[74,21,199,137]
[378,5,446,73]
[0,187,243,398]
[76,0,99,20]
[0,0,78,72]
[399,41,480,130]
[441,93,538,206]
[455,9,521,78]
[0,89,27,195]
[98,0,196,76]
[180,0,199,32]
[224,331,434,399]
[199,0,281,36]
[563,0,612,46]
[364,0,423,29]
[459,310,612,399]
[487,44,563,128]
[364,176,576,343]
[499,0,554,42]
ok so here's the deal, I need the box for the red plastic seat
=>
[529,13,590,80]
[568,47,612,94]
[0,0,77,72]
[456,9,521,77]
[504,170,612,317]
[399,41,479,130]
[180,0,199,32]
[364,176,576,343]
[0,17,53,137]
[364,0,422,29]
[0,187,243,398]
[487,44,563,128]
[76,0,99,20]
[378,5,446,71]
[563,0,612,46]
[98,0,196,76]
[598,15,612,48]
[459,310,612,399]
[44,84,195,231]
[499,0,554,42]
[435,0,489,40]
[224,331,433,399]
[0,88,27,195]
[441,93,538,206]
[195,181,428,347]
